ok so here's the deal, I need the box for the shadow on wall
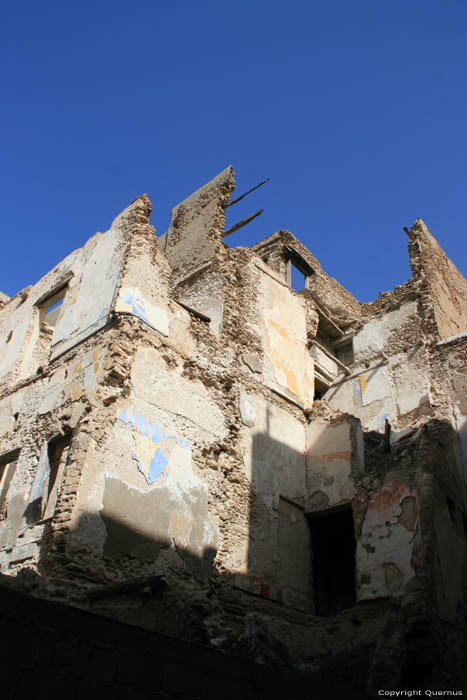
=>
[245,405,358,616]
[28,416,316,661]
[20,415,467,693]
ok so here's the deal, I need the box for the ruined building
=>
[0,167,466,695]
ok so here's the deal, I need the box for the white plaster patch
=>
[0,317,29,378]
[131,346,227,442]
[327,366,396,432]
[239,390,256,428]
[116,286,169,337]
[51,229,124,355]
[357,483,416,600]
[306,421,355,507]
[260,274,313,408]
[353,302,417,359]
[391,353,431,416]
[240,394,306,501]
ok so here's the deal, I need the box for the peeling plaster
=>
[115,286,169,337]
[118,406,190,485]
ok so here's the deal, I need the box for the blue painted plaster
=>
[376,412,390,427]
[353,378,363,407]
[121,291,149,324]
[118,406,190,485]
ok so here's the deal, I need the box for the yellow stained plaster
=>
[71,384,82,401]
[272,350,300,397]
[133,433,160,470]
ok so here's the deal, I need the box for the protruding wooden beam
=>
[225,178,270,208]
[222,209,263,238]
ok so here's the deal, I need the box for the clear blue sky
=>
[1,1,465,302]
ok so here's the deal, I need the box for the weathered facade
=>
[0,167,466,695]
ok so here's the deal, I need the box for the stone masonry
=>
[0,167,466,695]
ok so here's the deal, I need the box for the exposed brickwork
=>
[0,169,466,695]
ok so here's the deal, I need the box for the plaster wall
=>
[174,267,224,338]
[0,225,127,392]
[356,481,418,600]
[306,419,364,511]
[50,227,127,359]
[237,393,309,606]
[0,248,78,388]
[326,365,396,431]
[67,342,227,576]
[327,301,431,430]
[353,302,418,363]
[260,271,314,409]
[68,401,218,575]
[0,333,105,569]
[113,204,171,337]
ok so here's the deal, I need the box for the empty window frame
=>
[0,450,19,517]
[334,338,354,367]
[313,375,330,401]
[23,434,71,525]
[284,248,314,292]
[289,262,307,292]
[43,434,71,520]
[286,259,309,292]
[39,286,67,328]
[309,507,356,616]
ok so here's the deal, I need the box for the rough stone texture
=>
[0,169,466,696]
[407,218,467,341]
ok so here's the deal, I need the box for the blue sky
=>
[1,1,465,302]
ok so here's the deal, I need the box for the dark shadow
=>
[11,415,467,695]
[309,508,356,616]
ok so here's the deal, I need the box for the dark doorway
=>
[309,508,356,616]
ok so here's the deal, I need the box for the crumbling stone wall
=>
[252,230,362,322]
[0,167,466,696]
[406,219,467,341]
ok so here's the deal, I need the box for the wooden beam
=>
[222,209,263,238]
[225,178,270,208]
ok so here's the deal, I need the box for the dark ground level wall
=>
[0,577,368,700]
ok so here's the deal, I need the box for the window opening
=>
[40,287,67,328]
[42,434,71,521]
[24,434,72,525]
[283,249,313,292]
[334,339,354,367]
[0,450,19,516]
[314,376,329,401]
[290,262,306,292]
[309,507,356,616]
